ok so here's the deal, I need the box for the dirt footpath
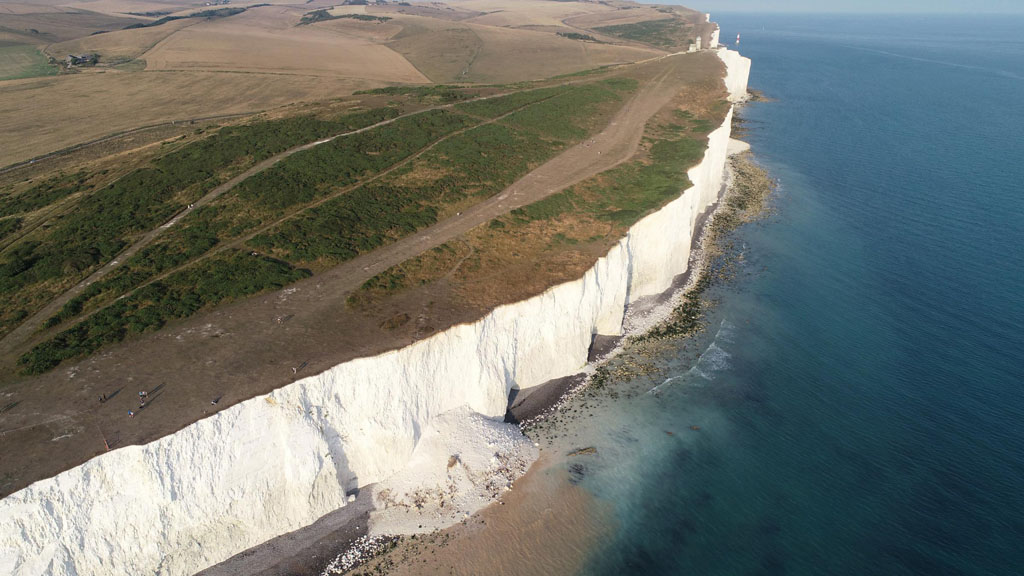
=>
[0,52,724,497]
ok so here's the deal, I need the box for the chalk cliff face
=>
[0,50,751,576]
[704,13,721,49]
[719,48,752,102]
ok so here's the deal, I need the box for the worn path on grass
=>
[0,78,590,361]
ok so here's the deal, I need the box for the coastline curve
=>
[0,49,751,576]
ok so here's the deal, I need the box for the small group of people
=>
[97,389,154,419]
[125,391,149,419]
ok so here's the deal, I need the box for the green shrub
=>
[0,172,91,217]
[0,217,22,241]
[20,251,310,374]
[355,85,470,103]
[594,18,689,49]
[3,107,395,322]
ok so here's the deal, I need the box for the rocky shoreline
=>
[320,138,777,576]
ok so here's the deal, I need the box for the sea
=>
[562,13,1024,576]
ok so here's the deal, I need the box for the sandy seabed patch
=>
[343,455,614,576]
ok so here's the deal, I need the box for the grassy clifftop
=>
[7,78,637,374]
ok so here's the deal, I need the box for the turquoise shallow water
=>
[572,14,1024,576]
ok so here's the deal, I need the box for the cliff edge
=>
[0,47,751,576]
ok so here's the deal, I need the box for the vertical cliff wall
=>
[0,49,751,576]
[718,47,752,102]
[706,14,721,49]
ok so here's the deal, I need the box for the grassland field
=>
[0,44,57,81]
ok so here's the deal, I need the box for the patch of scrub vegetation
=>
[189,107,400,171]
[454,86,562,118]
[351,99,726,310]
[236,109,474,212]
[298,9,391,25]
[4,109,390,283]
[38,108,473,330]
[348,242,470,307]
[26,78,634,370]
[350,14,392,22]
[557,32,601,42]
[0,172,92,218]
[503,79,636,141]
[0,218,22,242]
[456,79,631,122]
[0,107,395,338]
[123,6,257,29]
[253,82,629,265]
[550,65,615,81]
[0,45,57,81]
[125,10,172,17]
[20,251,310,374]
[248,120,552,263]
[42,222,223,329]
[354,85,473,104]
[510,124,706,227]
[298,9,338,25]
[673,108,715,134]
[509,98,724,228]
[594,18,690,50]
[337,13,393,23]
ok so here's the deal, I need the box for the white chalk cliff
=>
[0,49,750,576]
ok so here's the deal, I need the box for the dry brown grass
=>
[371,2,484,22]
[45,17,191,62]
[459,0,614,28]
[387,14,660,84]
[385,15,482,83]
[0,70,372,167]
[57,0,192,17]
[0,2,68,15]
[0,5,142,43]
[566,6,677,29]
[317,12,404,42]
[461,22,661,83]
[140,6,428,82]
[356,212,614,312]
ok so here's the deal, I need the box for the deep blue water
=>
[576,14,1024,576]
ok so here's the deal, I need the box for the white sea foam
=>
[648,376,680,395]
